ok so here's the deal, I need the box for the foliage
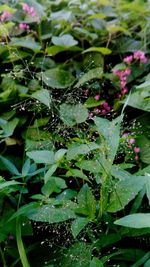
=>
[0,0,150,266]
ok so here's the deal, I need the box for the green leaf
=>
[67,143,100,160]
[75,67,103,88]
[26,150,55,164]
[0,156,20,175]
[42,68,75,89]
[41,179,59,197]
[107,176,145,212]
[94,116,122,162]
[145,173,150,205]
[138,136,150,164]
[54,149,67,162]
[115,213,150,228]
[10,37,41,52]
[44,164,58,183]
[28,205,76,223]
[60,103,88,126]
[126,87,150,112]
[83,47,112,55]
[1,118,19,137]
[32,89,51,108]
[90,257,104,267]
[46,45,82,56]
[0,180,21,190]
[66,169,89,182]
[22,159,31,177]
[84,97,104,108]
[71,217,89,238]
[75,184,96,218]
[52,34,78,47]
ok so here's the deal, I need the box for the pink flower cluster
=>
[0,11,12,21]
[19,23,29,30]
[124,50,147,64]
[122,134,140,161]
[94,101,111,115]
[22,3,36,17]
[113,68,131,96]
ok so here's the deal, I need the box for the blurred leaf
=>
[83,47,112,55]
[67,143,100,160]
[42,68,75,89]
[71,217,89,238]
[115,213,150,228]
[10,37,41,52]
[75,67,103,88]
[60,103,88,126]
[32,89,51,108]
[26,150,55,164]
[52,34,78,47]
[0,156,20,176]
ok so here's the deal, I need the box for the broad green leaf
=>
[52,34,78,47]
[94,116,122,162]
[144,259,150,267]
[54,149,67,162]
[71,217,89,238]
[126,88,150,112]
[0,180,21,190]
[90,257,104,267]
[67,143,100,160]
[8,202,39,221]
[28,205,76,223]
[107,176,145,212]
[83,47,112,55]
[75,184,96,218]
[10,37,41,52]
[76,160,102,173]
[26,150,55,164]
[115,213,150,228]
[44,164,58,183]
[0,156,20,175]
[32,89,51,108]
[22,159,31,177]
[84,97,104,108]
[41,179,59,197]
[60,103,88,126]
[138,136,150,164]
[42,68,75,89]
[75,67,103,88]
[107,25,130,35]
[46,45,82,56]
[1,118,19,137]
[145,173,150,205]
[66,169,89,182]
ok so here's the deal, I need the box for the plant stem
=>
[0,245,7,267]
[16,217,30,267]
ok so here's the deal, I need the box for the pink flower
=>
[124,68,131,76]
[94,95,100,101]
[121,87,128,95]
[128,138,135,144]
[123,55,133,64]
[19,23,29,30]
[22,3,36,17]
[134,147,140,153]
[135,155,139,161]
[133,50,147,64]
[0,11,12,21]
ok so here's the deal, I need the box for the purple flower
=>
[94,95,100,101]
[0,11,12,21]
[22,3,36,17]
[133,50,147,64]
[19,23,29,30]
[123,55,133,64]
[134,147,140,153]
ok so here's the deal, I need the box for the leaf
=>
[0,156,20,175]
[75,184,96,218]
[67,143,100,160]
[83,47,112,55]
[114,213,150,228]
[22,159,31,177]
[46,45,82,56]
[90,257,104,267]
[94,116,122,162]
[10,37,41,52]
[28,205,76,223]
[26,150,55,164]
[52,34,78,47]
[0,180,21,190]
[145,173,150,205]
[42,68,75,89]
[84,97,104,108]
[138,136,150,164]
[54,149,67,162]
[126,88,150,112]
[1,118,19,137]
[44,164,58,183]
[60,103,88,126]
[32,89,51,108]
[41,179,59,197]
[107,176,145,212]
[66,169,89,182]
[75,67,103,88]
[71,217,89,238]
